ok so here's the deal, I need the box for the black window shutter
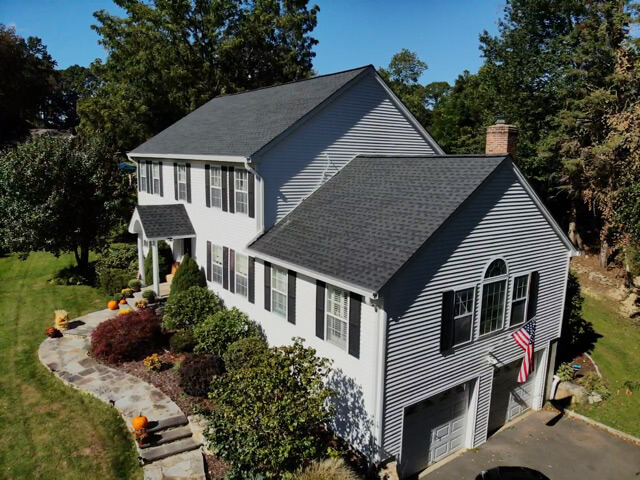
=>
[316,280,326,339]
[205,164,211,207]
[228,166,235,213]
[229,249,235,293]
[146,161,152,193]
[527,271,540,321]
[221,166,228,212]
[159,161,164,197]
[173,163,178,200]
[248,171,255,219]
[186,163,192,203]
[348,292,362,358]
[137,161,142,191]
[440,290,455,352]
[206,241,212,282]
[287,270,296,324]
[264,261,271,311]
[222,247,229,289]
[248,257,255,304]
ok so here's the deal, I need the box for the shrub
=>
[206,339,334,478]
[96,243,138,278]
[113,292,124,302]
[135,299,148,309]
[90,309,164,364]
[293,458,358,480]
[223,337,269,371]
[170,253,205,295]
[170,329,197,354]
[163,286,222,330]
[128,278,142,291]
[179,354,225,397]
[121,288,134,298]
[99,267,131,296]
[49,264,92,286]
[578,372,610,399]
[142,289,157,303]
[144,353,162,372]
[556,362,574,382]
[194,308,261,355]
[143,240,173,286]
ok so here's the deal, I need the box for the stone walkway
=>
[38,308,206,480]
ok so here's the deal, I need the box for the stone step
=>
[139,437,200,464]
[147,415,189,433]
[140,425,193,449]
[125,296,138,310]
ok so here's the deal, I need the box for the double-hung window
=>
[211,244,223,285]
[177,165,187,201]
[210,166,222,208]
[452,287,474,345]
[271,267,288,318]
[326,285,349,350]
[235,253,248,297]
[510,274,529,325]
[152,162,160,194]
[139,163,147,191]
[479,259,508,335]
[235,170,249,214]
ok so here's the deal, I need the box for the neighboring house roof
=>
[129,66,371,158]
[129,204,196,241]
[249,154,511,294]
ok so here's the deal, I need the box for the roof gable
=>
[130,66,369,158]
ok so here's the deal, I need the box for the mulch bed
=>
[117,351,212,416]
[569,353,598,379]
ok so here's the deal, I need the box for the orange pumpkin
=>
[119,299,127,305]
[132,415,148,430]
[107,300,118,310]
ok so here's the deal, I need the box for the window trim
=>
[177,164,188,201]
[139,162,147,191]
[234,252,249,298]
[477,257,509,339]
[271,266,288,318]
[325,284,350,351]
[450,282,476,348]
[210,165,223,209]
[211,244,224,285]
[152,162,161,195]
[507,271,533,328]
[234,169,249,215]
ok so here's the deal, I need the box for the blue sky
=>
[1,0,504,85]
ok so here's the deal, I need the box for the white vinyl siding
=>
[152,162,160,194]
[326,285,349,350]
[177,165,187,201]
[510,274,529,325]
[210,166,222,209]
[235,170,249,215]
[235,253,248,297]
[212,244,223,285]
[271,266,288,318]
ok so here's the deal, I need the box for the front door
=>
[183,238,193,258]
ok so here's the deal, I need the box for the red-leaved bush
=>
[90,309,164,364]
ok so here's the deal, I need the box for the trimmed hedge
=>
[179,354,225,397]
[98,268,131,296]
[163,286,222,330]
[90,309,164,364]
[170,253,205,295]
[223,336,268,371]
[194,308,262,355]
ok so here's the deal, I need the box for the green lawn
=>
[572,293,640,438]
[0,252,141,480]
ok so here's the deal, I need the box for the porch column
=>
[138,234,146,285]
[152,240,160,295]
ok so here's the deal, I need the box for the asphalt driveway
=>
[423,410,640,480]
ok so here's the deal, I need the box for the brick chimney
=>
[485,116,518,158]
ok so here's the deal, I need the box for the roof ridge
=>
[353,153,509,159]
[205,65,373,101]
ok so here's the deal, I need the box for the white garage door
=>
[487,355,538,434]
[400,383,469,477]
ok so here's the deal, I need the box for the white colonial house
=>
[127,66,578,478]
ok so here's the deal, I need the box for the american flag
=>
[512,318,536,383]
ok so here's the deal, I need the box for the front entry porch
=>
[128,204,196,295]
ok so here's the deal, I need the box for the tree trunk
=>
[74,245,90,274]
[568,202,584,251]
[599,238,610,269]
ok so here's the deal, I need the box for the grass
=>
[572,293,640,438]
[0,252,141,480]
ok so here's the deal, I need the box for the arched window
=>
[480,259,508,335]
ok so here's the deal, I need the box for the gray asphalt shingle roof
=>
[249,154,509,293]
[130,66,370,157]
[136,204,195,240]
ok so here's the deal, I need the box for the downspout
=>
[373,297,388,463]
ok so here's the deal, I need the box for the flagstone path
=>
[38,308,206,480]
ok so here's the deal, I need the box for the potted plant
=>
[45,326,62,338]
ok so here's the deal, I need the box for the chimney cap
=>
[495,115,506,125]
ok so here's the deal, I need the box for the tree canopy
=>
[77,0,320,152]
